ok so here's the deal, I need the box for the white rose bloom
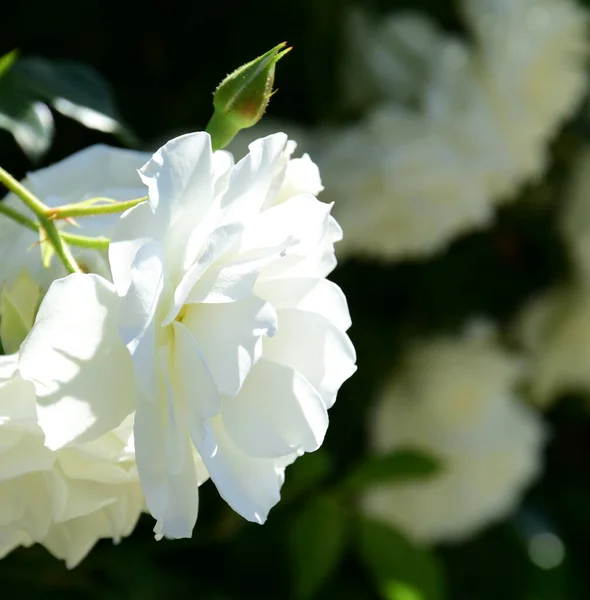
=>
[459,0,588,197]
[420,38,535,201]
[20,132,356,540]
[227,118,314,162]
[341,9,449,109]
[516,285,590,407]
[41,416,144,568]
[0,355,145,567]
[321,107,492,259]
[324,0,587,260]
[0,355,53,559]
[362,323,546,544]
[561,148,590,285]
[0,144,149,289]
[464,0,588,152]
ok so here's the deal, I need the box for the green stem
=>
[0,202,109,251]
[47,196,147,219]
[61,231,110,251]
[42,226,81,273]
[0,202,38,232]
[0,166,81,274]
[0,166,50,219]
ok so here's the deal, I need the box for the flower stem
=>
[0,166,50,219]
[0,202,38,232]
[61,231,110,251]
[0,165,82,274]
[47,196,147,219]
[0,202,110,251]
[42,224,81,273]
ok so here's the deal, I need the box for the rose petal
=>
[134,392,200,540]
[222,358,328,458]
[255,277,352,331]
[181,295,277,397]
[201,415,290,524]
[219,133,288,223]
[118,241,165,401]
[263,309,357,408]
[171,321,220,456]
[139,132,215,229]
[19,274,136,449]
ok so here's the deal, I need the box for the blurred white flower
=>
[0,355,145,568]
[341,9,448,110]
[24,132,356,539]
[561,148,590,285]
[362,323,546,544]
[0,144,149,289]
[516,285,590,407]
[324,0,587,260]
[459,0,588,197]
[464,0,588,155]
[321,106,492,258]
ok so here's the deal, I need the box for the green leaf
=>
[11,57,138,145]
[290,496,348,600]
[0,50,18,79]
[357,518,446,600]
[0,271,41,354]
[383,582,424,600]
[0,84,54,160]
[0,292,33,355]
[344,449,441,490]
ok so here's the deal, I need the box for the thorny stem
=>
[0,166,81,273]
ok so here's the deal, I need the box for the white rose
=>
[340,9,451,109]
[516,285,590,407]
[0,355,145,567]
[464,0,588,153]
[0,354,53,559]
[321,107,492,259]
[40,416,145,568]
[362,323,546,544]
[561,148,590,285]
[20,132,356,540]
[322,0,587,261]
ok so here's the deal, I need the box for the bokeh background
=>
[2,0,590,598]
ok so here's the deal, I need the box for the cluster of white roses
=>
[0,133,356,565]
[225,0,590,547]
[2,0,588,566]
[319,0,588,260]
[288,0,583,546]
[300,0,587,545]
